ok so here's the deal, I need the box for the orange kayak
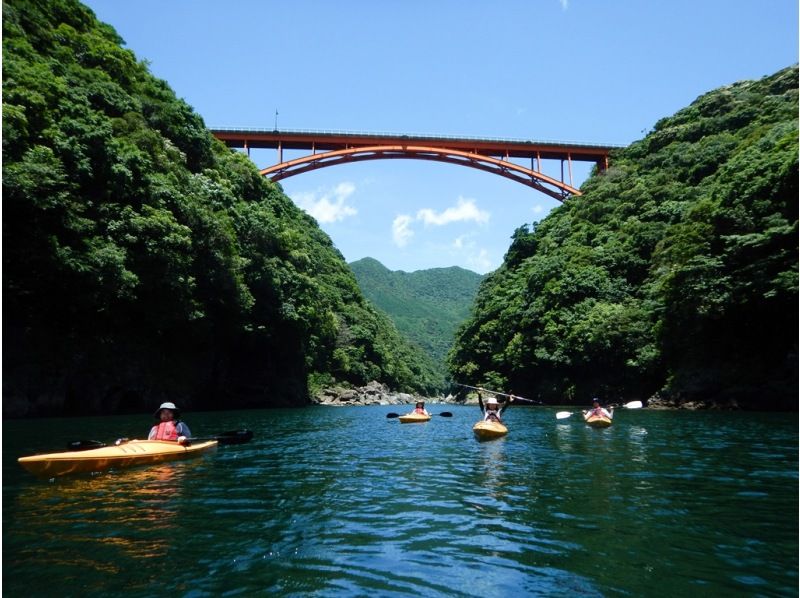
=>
[18,439,218,477]
[472,420,508,440]
[584,414,613,428]
[398,413,432,423]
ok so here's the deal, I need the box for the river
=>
[3,405,797,597]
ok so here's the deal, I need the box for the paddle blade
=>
[623,401,643,409]
[555,411,572,419]
[509,396,540,404]
[215,430,253,445]
[386,413,400,419]
[66,440,106,451]
[439,412,453,417]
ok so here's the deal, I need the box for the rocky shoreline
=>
[644,394,743,410]
[313,382,746,411]
[312,380,462,407]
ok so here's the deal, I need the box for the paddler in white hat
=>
[412,400,430,416]
[148,402,192,444]
[477,389,514,423]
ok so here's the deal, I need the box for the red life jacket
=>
[153,420,179,441]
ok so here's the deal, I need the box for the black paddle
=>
[67,439,106,451]
[386,412,453,418]
[454,383,543,405]
[66,429,253,451]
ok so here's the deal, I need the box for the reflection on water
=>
[476,435,507,498]
[3,407,798,597]
[6,460,205,591]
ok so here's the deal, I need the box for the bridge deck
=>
[211,128,620,163]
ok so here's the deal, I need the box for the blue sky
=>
[83,0,797,274]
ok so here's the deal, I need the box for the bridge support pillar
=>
[567,153,573,187]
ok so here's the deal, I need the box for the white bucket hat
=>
[486,397,499,406]
[154,402,180,418]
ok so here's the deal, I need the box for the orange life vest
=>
[588,407,611,419]
[153,420,179,441]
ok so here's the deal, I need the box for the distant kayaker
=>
[149,402,192,444]
[412,401,430,416]
[478,392,513,422]
[584,398,613,419]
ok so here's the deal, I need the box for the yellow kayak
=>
[472,420,508,440]
[584,414,613,428]
[398,413,432,423]
[18,439,218,477]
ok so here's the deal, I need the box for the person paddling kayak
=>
[584,398,613,420]
[149,402,192,444]
[478,391,513,422]
[412,401,430,416]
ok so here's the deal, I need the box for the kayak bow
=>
[18,439,218,477]
[472,420,508,440]
[584,414,613,428]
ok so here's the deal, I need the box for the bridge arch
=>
[212,129,619,201]
[260,145,581,201]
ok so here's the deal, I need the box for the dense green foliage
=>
[350,257,484,381]
[3,0,440,416]
[448,67,798,409]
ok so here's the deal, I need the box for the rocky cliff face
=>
[313,380,459,406]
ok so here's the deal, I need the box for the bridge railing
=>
[209,127,626,150]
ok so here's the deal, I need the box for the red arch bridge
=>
[210,128,621,201]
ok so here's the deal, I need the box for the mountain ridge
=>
[349,257,484,371]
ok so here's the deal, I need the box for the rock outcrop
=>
[312,380,460,407]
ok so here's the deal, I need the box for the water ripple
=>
[3,406,797,596]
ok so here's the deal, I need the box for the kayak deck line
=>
[18,439,218,477]
[472,420,508,441]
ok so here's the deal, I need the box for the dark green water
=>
[3,406,797,597]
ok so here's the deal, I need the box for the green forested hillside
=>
[2,0,440,416]
[350,257,484,376]
[448,66,798,410]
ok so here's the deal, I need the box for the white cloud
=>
[451,234,495,274]
[334,181,356,198]
[291,181,357,223]
[467,249,494,273]
[391,198,490,250]
[559,0,569,10]
[416,197,490,227]
[392,214,414,247]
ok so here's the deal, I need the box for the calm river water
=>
[3,405,797,597]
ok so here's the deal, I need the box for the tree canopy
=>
[3,0,440,416]
[448,66,798,410]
